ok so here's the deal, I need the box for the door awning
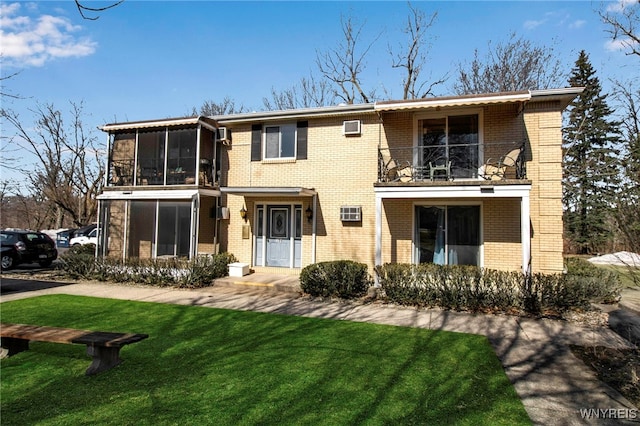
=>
[221,187,317,197]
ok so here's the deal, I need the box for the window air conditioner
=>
[343,120,361,136]
[216,127,231,144]
[340,206,362,222]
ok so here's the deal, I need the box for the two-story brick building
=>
[97,88,582,276]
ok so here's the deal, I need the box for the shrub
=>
[377,263,523,312]
[377,262,622,315]
[59,251,237,287]
[564,257,622,304]
[59,244,97,279]
[300,260,371,299]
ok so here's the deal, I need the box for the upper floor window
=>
[265,124,296,159]
[251,121,308,161]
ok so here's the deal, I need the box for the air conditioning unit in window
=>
[343,120,361,136]
[340,206,362,222]
[216,127,231,145]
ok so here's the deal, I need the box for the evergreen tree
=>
[562,51,621,254]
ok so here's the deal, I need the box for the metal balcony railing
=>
[378,141,526,183]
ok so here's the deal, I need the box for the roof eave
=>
[99,116,219,133]
[215,104,376,124]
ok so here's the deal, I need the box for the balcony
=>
[109,158,216,187]
[107,127,217,189]
[378,141,526,184]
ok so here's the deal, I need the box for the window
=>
[264,124,296,159]
[167,129,197,184]
[251,121,307,161]
[137,130,166,185]
[110,133,136,185]
[419,114,479,179]
[415,205,480,266]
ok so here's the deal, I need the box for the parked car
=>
[1,230,58,270]
[70,227,97,246]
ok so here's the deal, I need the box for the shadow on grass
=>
[187,288,638,424]
[1,294,528,425]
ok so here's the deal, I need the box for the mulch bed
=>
[570,345,640,408]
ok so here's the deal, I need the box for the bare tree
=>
[600,0,640,57]
[191,96,245,116]
[611,79,640,258]
[75,0,124,20]
[389,3,446,99]
[316,15,381,104]
[263,73,335,110]
[1,102,104,228]
[453,32,566,95]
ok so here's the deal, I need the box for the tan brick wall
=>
[525,101,564,273]
[222,114,379,268]
[220,101,566,275]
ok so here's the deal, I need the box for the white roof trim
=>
[216,104,375,124]
[375,92,532,112]
[374,184,531,199]
[100,116,218,132]
[97,188,220,200]
[221,187,317,197]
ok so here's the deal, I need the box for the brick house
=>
[97,88,581,276]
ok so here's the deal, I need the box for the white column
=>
[375,195,382,286]
[312,195,317,264]
[521,194,531,275]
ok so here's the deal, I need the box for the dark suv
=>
[1,230,58,270]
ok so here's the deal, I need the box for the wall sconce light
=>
[305,206,313,223]
[240,206,247,222]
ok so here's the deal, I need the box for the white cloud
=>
[523,19,546,30]
[0,2,97,68]
[606,0,637,13]
[605,37,639,52]
[569,19,587,30]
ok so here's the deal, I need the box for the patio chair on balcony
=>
[482,145,524,180]
[429,160,452,181]
[380,151,413,182]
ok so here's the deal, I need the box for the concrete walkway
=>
[1,277,638,425]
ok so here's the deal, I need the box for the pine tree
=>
[562,50,621,254]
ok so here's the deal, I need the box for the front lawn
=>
[1,295,529,425]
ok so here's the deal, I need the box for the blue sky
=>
[0,0,638,183]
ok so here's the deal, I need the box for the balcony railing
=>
[108,158,216,187]
[378,141,526,183]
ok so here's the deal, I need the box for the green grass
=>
[1,295,530,425]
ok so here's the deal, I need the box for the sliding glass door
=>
[415,205,480,266]
[419,114,479,179]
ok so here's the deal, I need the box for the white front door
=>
[255,204,302,268]
[266,206,291,267]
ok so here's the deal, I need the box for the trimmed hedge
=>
[300,260,372,299]
[376,262,622,315]
[59,249,237,288]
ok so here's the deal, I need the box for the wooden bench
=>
[0,323,148,375]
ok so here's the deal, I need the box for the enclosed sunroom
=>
[96,117,223,260]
